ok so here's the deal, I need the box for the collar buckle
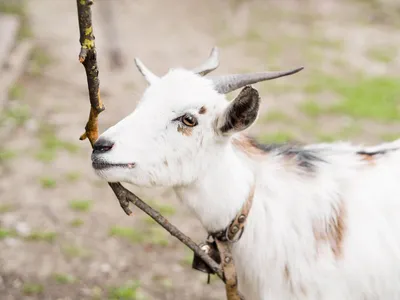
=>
[191,183,255,289]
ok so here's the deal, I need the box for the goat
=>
[91,47,400,300]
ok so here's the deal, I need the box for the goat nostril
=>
[93,138,114,153]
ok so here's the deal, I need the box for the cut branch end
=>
[79,132,87,140]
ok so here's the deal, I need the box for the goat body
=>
[91,48,400,300]
[176,135,400,299]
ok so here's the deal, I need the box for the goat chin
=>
[94,166,174,188]
[94,167,132,184]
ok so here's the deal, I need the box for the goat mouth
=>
[92,161,136,170]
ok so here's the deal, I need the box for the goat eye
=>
[181,114,198,127]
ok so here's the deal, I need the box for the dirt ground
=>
[1,0,400,299]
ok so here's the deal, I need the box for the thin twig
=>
[109,182,224,278]
[75,0,224,283]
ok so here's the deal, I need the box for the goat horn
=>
[210,67,304,94]
[192,47,220,76]
[134,58,160,84]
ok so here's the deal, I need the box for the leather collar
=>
[192,183,255,300]
[210,183,255,243]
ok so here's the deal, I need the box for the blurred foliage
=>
[69,199,93,212]
[0,0,32,39]
[303,74,400,121]
[22,283,44,295]
[108,280,141,300]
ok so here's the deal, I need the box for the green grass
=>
[142,216,157,226]
[39,177,56,189]
[5,105,30,126]
[366,46,396,63]
[338,124,362,139]
[0,0,32,40]
[243,33,285,63]
[180,248,194,266]
[0,148,17,162]
[245,28,264,42]
[69,199,92,212]
[109,226,144,244]
[316,133,337,143]
[303,73,341,94]
[89,286,104,300]
[29,47,52,76]
[0,227,17,239]
[309,36,343,50]
[207,274,220,285]
[153,277,173,289]
[70,218,84,227]
[90,286,103,299]
[8,83,25,100]
[380,133,399,142]
[0,203,16,213]
[258,132,296,143]
[111,222,169,246]
[23,283,44,295]
[65,171,81,182]
[261,111,291,123]
[300,100,323,118]
[39,130,79,153]
[35,123,80,163]
[218,36,239,48]
[62,245,91,258]
[35,149,57,163]
[0,227,56,242]
[315,123,361,142]
[108,280,141,300]
[328,77,400,121]
[25,231,56,242]
[304,74,400,121]
[146,200,176,216]
[0,1,25,15]
[53,273,76,284]
[147,228,169,247]
[18,20,32,40]
[161,278,173,289]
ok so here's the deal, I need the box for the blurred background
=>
[0,0,400,299]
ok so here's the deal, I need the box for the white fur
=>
[93,68,400,300]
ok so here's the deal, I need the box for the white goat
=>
[91,47,400,300]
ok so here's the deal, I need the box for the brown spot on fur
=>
[232,135,323,174]
[284,264,294,294]
[313,200,346,258]
[333,202,346,257]
[357,149,393,165]
[199,106,207,114]
[300,285,307,296]
[284,265,291,282]
[232,135,267,157]
[177,124,193,136]
[360,154,376,165]
[284,264,307,296]
[163,160,169,167]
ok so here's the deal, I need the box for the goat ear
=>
[216,86,260,135]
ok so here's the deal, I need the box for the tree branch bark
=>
[76,0,227,285]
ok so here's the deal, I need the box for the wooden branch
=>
[108,182,224,279]
[76,0,104,145]
[75,0,225,284]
